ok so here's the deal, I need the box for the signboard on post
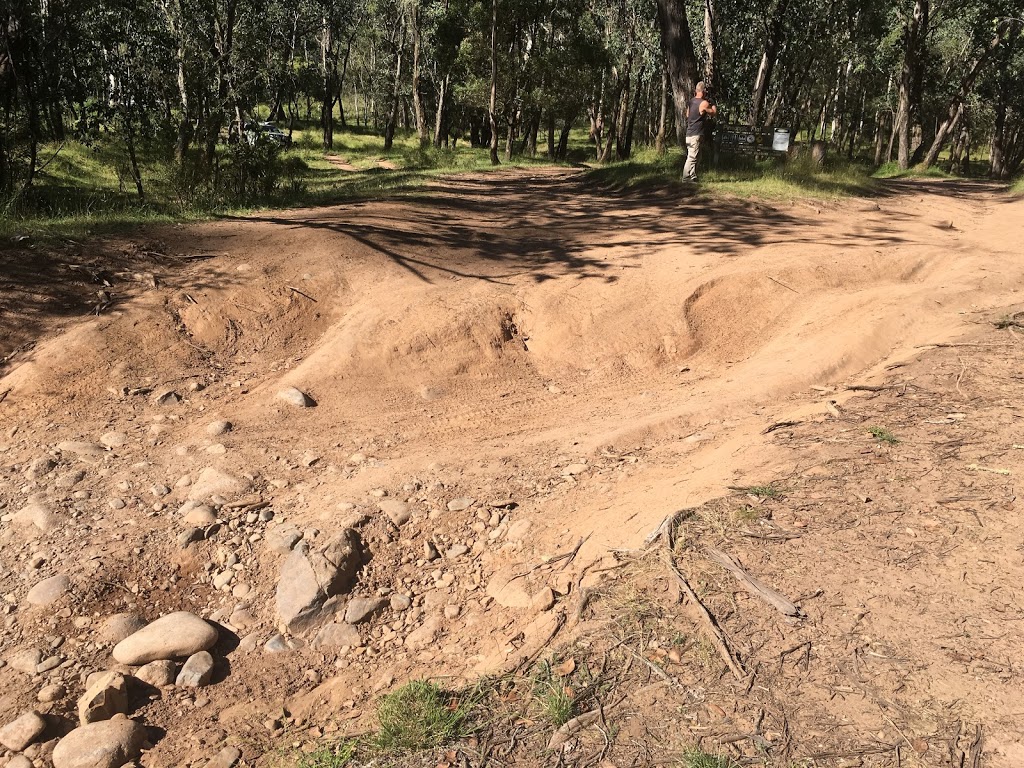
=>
[714,125,791,162]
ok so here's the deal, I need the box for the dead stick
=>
[767,276,799,293]
[661,551,745,681]
[287,285,318,302]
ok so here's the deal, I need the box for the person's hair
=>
[695,81,706,95]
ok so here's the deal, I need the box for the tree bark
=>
[434,73,450,148]
[703,0,719,90]
[655,0,698,147]
[749,0,789,127]
[655,63,669,154]
[488,0,500,165]
[384,23,405,151]
[410,3,429,146]
[897,0,928,170]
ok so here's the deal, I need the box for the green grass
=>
[531,660,577,727]
[680,748,739,768]
[1012,176,1024,196]
[373,680,481,754]
[872,161,957,180]
[296,741,358,768]
[868,426,899,445]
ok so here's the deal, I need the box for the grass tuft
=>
[531,660,577,727]
[868,426,899,445]
[680,748,739,768]
[296,741,358,768]
[373,679,480,754]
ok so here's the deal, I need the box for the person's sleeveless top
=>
[686,97,705,137]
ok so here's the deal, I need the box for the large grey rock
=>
[175,651,214,688]
[8,648,42,674]
[275,529,361,632]
[204,746,242,768]
[77,671,128,725]
[0,710,47,751]
[112,612,218,664]
[51,715,147,768]
[276,387,314,407]
[312,622,362,649]
[26,574,70,606]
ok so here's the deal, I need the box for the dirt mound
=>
[0,173,1022,766]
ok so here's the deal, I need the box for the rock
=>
[188,467,248,502]
[26,574,71,606]
[445,544,469,559]
[26,456,56,479]
[404,616,443,650]
[37,684,66,703]
[135,659,178,688]
[206,443,227,455]
[6,755,32,768]
[177,527,204,548]
[485,568,533,609]
[206,420,232,437]
[344,597,385,625]
[99,432,128,449]
[112,612,219,664]
[51,715,146,768]
[390,594,412,611]
[37,655,61,673]
[78,671,128,725]
[56,441,107,457]
[447,497,476,512]
[275,529,362,632]
[312,623,362,649]
[108,498,126,510]
[423,541,439,561]
[531,587,556,612]
[183,504,217,527]
[561,463,587,476]
[506,519,532,540]
[444,604,461,619]
[152,389,181,405]
[204,746,242,768]
[8,648,42,674]
[0,711,47,752]
[101,614,147,644]
[378,500,411,527]
[12,502,59,533]
[263,634,290,653]
[176,651,215,688]
[276,387,315,408]
[264,526,303,554]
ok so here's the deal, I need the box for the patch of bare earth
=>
[0,172,1022,767]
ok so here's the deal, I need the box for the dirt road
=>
[1,171,1022,766]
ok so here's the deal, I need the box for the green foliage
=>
[373,680,479,754]
[744,486,779,498]
[680,749,739,768]
[531,660,577,727]
[296,741,358,768]
[868,426,899,445]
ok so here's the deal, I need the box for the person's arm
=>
[700,100,717,116]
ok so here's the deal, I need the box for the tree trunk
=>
[655,0,699,147]
[556,116,572,160]
[990,97,1007,179]
[384,25,405,151]
[433,73,450,148]
[124,111,145,201]
[488,0,500,165]
[703,0,719,90]
[546,111,556,158]
[623,73,643,159]
[749,0,789,127]
[655,63,669,154]
[897,0,929,170]
[410,3,428,146]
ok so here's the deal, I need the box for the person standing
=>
[684,82,717,182]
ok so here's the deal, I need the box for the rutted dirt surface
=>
[0,170,1022,767]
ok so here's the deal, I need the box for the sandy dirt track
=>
[1,171,1023,767]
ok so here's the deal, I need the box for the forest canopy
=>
[1,0,1022,209]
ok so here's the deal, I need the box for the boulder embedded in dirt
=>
[56,440,107,457]
[404,616,443,650]
[112,612,218,664]
[378,499,411,526]
[485,567,533,609]
[188,467,248,501]
[77,671,128,725]
[26,574,71,606]
[12,502,59,534]
[344,597,385,625]
[101,613,147,644]
[135,660,178,688]
[204,746,242,768]
[275,529,362,632]
[0,710,47,751]
[99,432,128,448]
[312,622,362,649]
[206,420,233,436]
[51,715,147,768]
[176,651,215,688]
[276,387,315,407]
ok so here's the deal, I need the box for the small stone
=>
[6,755,32,768]
[9,648,43,673]
[206,443,228,455]
[405,616,442,650]
[109,498,126,510]
[176,651,215,688]
[36,655,61,673]
[207,420,233,437]
[531,587,556,612]
[38,684,67,703]
[423,541,439,561]
[204,746,242,768]
[212,571,234,590]
[183,504,217,526]
[265,526,303,554]
[56,441,107,457]
[276,387,315,408]
[26,456,56,479]
[26,574,71,606]
[99,432,128,449]
[12,502,59,533]
[0,711,47,751]
[444,604,461,619]
[275,529,363,633]
[51,715,147,768]
[151,484,171,497]
[447,497,476,512]
[344,597,385,625]
[134,660,178,688]
[445,544,469,559]
[390,594,412,611]
[562,463,587,476]
[379,500,411,527]
[77,671,128,725]
[263,634,290,653]
[112,611,218,664]
[152,389,181,405]
[101,614,147,644]
[312,623,362,649]
[178,527,204,548]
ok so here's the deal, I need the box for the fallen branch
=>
[0,388,10,404]
[287,285,318,302]
[704,546,804,618]
[661,551,745,681]
[767,275,799,293]
[846,384,890,392]
[762,420,802,434]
